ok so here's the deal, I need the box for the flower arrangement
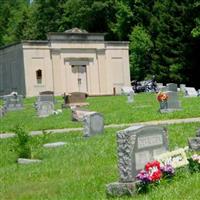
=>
[188,154,200,173]
[136,160,175,193]
[157,92,168,102]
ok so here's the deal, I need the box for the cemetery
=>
[1,1,200,199]
[0,91,200,200]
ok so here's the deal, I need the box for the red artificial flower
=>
[157,92,168,102]
[145,160,162,182]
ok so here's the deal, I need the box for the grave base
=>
[106,181,138,197]
[160,108,182,113]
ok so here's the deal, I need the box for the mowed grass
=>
[0,93,200,132]
[1,123,200,200]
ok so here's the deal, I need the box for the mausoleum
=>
[0,28,130,97]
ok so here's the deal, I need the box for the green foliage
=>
[129,26,153,80]
[0,0,200,87]
[14,124,31,159]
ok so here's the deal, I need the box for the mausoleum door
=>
[71,65,87,93]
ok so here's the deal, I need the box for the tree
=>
[129,26,153,80]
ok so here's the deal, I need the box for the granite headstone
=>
[37,101,54,117]
[3,94,23,111]
[121,86,134,103]
[106,125,168,196]
[83,112,104,137]
[166,83,178,92]
[159,91,181,113]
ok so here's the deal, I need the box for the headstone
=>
[71,108,92,121]
[106,125,168,196]
[121,86,134,103]
[3,94,23,111]
[196,128,200,137]
[43,142,66,148]
[159,91,182,113]
[83,112,104,137]
[188,128,200,151]
[155,148,189,168]
[180,84,186,92]
[63,92,88,107]
[37,101,54,117]
[184,87,198,97]
[188,137,200,151]
[39,91,54,95]
[0,106,6,118]
[36,95,55,103]
[18,158,42,164]
[166,83,178,92]
[197,89,200,96]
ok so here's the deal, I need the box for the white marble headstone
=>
[184,87,198,97]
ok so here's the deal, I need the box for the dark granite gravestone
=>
[37,101,54,117]
[159,91,181,113]
[106,125,168,196]
[3,94,23,111]
[166,83,178,92]
[83,112,104,137]
[63,92,88,107]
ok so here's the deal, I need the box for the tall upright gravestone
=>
[166,83,178,92]
[106,125,168,197]
[159,83,182,113]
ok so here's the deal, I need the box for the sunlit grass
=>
[0,123,200,200]
[0,93,200,132]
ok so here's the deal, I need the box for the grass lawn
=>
[1,122,200,200]
[0,93,200,132]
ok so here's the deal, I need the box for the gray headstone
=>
[3,95,23,111]
[83,112,104,137]
[121,86,134,95]
[197,89,200,96]
[37,95,54,102]
[0,106,5,118]
[127,93,134,103]
[196,129,200,137]
[43,142,66,148]
[37,101,54,117]
[188,137,200,151]
[184,87,198,97]
[117,125,168,182]
[180,84,186,92]
[160,91,181,112]
[17,158,42,164]
[166,83,177,92]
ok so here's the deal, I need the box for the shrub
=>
[14,124,31,159]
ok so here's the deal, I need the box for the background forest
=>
[0,0,200,87]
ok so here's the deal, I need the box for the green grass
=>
[0,93,200,132]
[1,123,200,200]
